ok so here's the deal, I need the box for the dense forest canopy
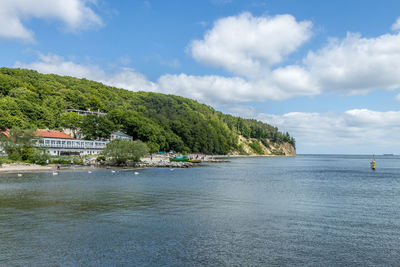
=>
[0,68,295,154]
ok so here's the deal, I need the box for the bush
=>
[248,140,264,155]
[8,151,21,161]
[102,139,149,166]
[96,155,106,162]
[30,151,51,165]
[50,158,71,165]
[21,147,35,161]
[50,157,82,165]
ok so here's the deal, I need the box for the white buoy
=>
[134,171,139,175]
[17,173,22,177]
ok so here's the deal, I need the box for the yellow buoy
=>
[371,156,376,170]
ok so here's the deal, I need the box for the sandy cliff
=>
[233,135,296,156]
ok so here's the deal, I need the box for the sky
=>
[1,0,400,154]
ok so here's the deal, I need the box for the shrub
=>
[96,155,106,162]
[30,151,51,165]
[248,140,264,155]
[21,147,35,161]
[102,139,149,166]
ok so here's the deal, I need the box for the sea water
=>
[0,155,400,266]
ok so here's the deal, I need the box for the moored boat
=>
[170,155,189,162]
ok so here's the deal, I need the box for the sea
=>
[0,154,400,266]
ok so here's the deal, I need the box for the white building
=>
[110,131,133,141]
[35,129,108,156]
[66,109,106,116]
[2,128,133,157]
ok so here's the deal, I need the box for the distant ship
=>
[383,154,394,156]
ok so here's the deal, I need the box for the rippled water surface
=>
[1,155,400,266]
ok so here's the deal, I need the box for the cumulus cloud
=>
[305,32,400,94]
[0,0,102,41]
[14,15,400,105]
[392,18,400,31]
[257,109,400,154]
[16,54,105,80]
[190,12,312,77]
[190,14,400,99]
[15,53,320,105]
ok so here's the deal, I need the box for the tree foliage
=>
[81,114,116,140]
[0,68,295,154]
[0,127,37,161]
[102,139,149,165]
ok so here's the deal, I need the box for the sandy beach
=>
[0,163,54,173]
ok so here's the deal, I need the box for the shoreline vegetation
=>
[0,68,295,154]
[0,153,294,174]
[0,68,296,171]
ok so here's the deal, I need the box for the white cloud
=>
[15,16,400,106]
[190,15,400,100]
[16,54,105,80]
[392,17,400,31]
[15,53,320,105]
[257,109,400,154]
[103,68,158,92]
[190,12,312,77]
[0,0,102,41]
[305,32,400,94]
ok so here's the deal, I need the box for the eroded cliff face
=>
[233,135,296,156]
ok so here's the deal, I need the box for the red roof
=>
[35,129,73,139]
[1,129,10,138]
[1,129,73,139]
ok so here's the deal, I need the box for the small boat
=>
[134,172,139,175]
[169,155,189,162]
[188,159,202,163]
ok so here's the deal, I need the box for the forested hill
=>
[0,67,295,155]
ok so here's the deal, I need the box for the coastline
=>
[0,154,295,174]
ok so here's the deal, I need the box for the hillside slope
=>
[0,68,295,155]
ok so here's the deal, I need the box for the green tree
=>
[102,139,149,165]
[0,67,296,155]
[0,127,37,161]
[59,112,84,138]
[81,114,116,140]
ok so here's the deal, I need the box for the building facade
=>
[2,129,133,157]
[66,109,106,116]
[35,130,108,156]
[110,131,133,141]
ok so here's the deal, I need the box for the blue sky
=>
[1,0,400,154]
